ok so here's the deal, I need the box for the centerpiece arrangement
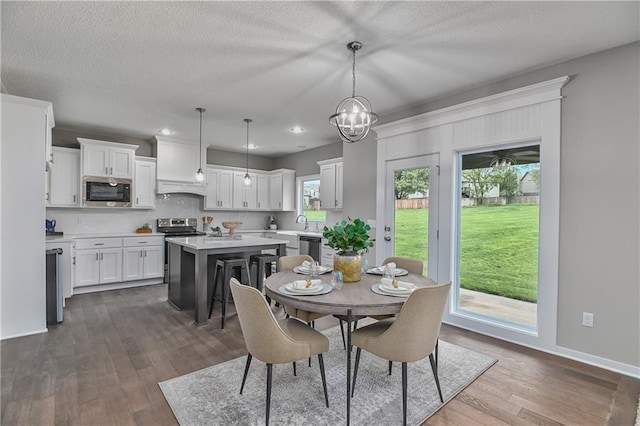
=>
[322,217,374,282]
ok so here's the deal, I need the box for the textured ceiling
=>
[2,1,638,157]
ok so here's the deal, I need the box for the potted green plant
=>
[322,218,374,282]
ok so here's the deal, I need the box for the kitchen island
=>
[165,235,288,325]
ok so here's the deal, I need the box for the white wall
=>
[1,95,49,339]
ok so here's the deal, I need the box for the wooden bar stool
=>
[209,257,251,328]
[249,254,279,303]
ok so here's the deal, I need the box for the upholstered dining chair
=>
[278,255,330,327]
[230,278,330,425]
[381,256,424,275]
[350,281,452,426]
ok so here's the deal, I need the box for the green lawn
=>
[304,209,326,222]
[394,205,539,302]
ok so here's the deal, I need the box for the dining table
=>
[264,268,437,426]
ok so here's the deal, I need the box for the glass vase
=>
[333,253,362,282]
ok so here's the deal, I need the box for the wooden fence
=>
[395,198,429,209]
[397,196,539,209]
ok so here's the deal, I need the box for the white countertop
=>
[65,232,166,239]
[165,235,289,250]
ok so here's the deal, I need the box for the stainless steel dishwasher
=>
[299,235,321,262]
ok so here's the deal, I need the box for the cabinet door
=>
[320,164,337,209]
[256,173,270,210]
[204,168,219,209]
[218,170,233,208]
[75,249,100,287]
[143,246,164,279]
[335,162,344,209]
[232,172,246,209]
[134,160,156,208]
[50,148,80,206]
[122,247,144,281]
[100,248,122,283]
[109,147,134,179]
[83,145,109,177]
[269,173,283,210]
[244,173,258,209]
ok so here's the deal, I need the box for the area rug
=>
[159,325,497,425]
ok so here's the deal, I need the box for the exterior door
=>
[382,155,439,278]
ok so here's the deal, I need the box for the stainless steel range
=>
[158,218,205,284]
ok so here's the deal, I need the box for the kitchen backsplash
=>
[46,193,284,234]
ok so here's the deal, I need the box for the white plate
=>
[366,267,409,277]
[371,284,412,298]
[279,283,333,296]
[293,266,333,275]
[285,282,323,293]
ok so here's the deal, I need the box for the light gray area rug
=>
[159,325,496,425]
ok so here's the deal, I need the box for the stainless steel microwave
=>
[83,177,132,207]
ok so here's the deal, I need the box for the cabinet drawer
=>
[75,238,123,250]
[123,236,164,247]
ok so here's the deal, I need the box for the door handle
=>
[384,236,391,242]
[384,226,391,232]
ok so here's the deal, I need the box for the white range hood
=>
[153,136,207,196]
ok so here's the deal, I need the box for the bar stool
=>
[249,254,279,303]
[209,257,251,328]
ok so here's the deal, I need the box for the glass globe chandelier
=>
[329,41,378,143]
[195,107,206,182]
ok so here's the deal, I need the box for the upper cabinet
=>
[49,147,80,207]
[269,169,296,211]
[134,157,156,209]
[232,171,257,209]
[79,138,137,179]
[256,172,270,211]
[204,167,233,210]
[318,157,343,210]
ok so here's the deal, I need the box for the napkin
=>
[292,279,322,289]
[384,262,397,270]
[380,277,414,291]
[300,260,311,268]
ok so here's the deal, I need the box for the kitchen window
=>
[297,175,326,224]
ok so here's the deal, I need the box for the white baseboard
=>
[73,278,164,295]
[0,327,48,341]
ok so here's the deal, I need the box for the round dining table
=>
[264,269,437,426]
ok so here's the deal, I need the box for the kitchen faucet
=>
[296,214,308,231]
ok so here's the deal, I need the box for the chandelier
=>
[490,151,517,169]
[329,41,378,143]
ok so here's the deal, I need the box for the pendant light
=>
[329,41,378,143]
[195,107,206,182]
[243,118,252,186]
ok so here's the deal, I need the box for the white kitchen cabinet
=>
[74,238,123,287]
[318,157,343,210]
[269,169,296,211]
[49,147,80,207]
[233,171,257,209]
[256,173,270,210]
[204,167,233,209]
[122,236,164,281]
[79,138,137,179]
[134,158,156,208]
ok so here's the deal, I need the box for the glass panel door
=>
[456,144,540,330]
[383,155,438,278]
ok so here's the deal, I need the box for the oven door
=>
[84,177,131,207]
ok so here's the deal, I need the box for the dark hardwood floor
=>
[1,284,637,425]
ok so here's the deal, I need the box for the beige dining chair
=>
[350,281,451,426]
[230,278,330,425]
[367,256,425,321]
[279,255,330,326]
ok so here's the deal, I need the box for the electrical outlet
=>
[582,312,594,327]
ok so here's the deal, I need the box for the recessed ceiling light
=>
[159,128,173,136]
[290,126,304,134]
[297,145,307,149]
[248,144,258,150]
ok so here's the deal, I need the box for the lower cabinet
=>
[75,247,122,287]
[122,237,164,281]
[74,235,164,290]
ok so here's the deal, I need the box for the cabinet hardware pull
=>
[105,167,108,175]
[100,253,104,260]
[144,250,147,257]
[136,197,139,204]
[95,253,99,260]
[94,243,104,246]
[140,251,143,258]
[139,241,147,244]
[73,194,76,203]
[110,167,113,175]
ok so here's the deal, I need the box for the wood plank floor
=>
[1,284,637,425]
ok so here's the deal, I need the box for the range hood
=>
[156,180,206,196]
[153,136,207,196]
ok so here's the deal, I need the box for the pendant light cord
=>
[199,109,203,165]
[352,46,356,98]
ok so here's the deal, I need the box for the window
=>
[297,175,326,223]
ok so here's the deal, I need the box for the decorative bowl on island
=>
[221,221,243,236]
